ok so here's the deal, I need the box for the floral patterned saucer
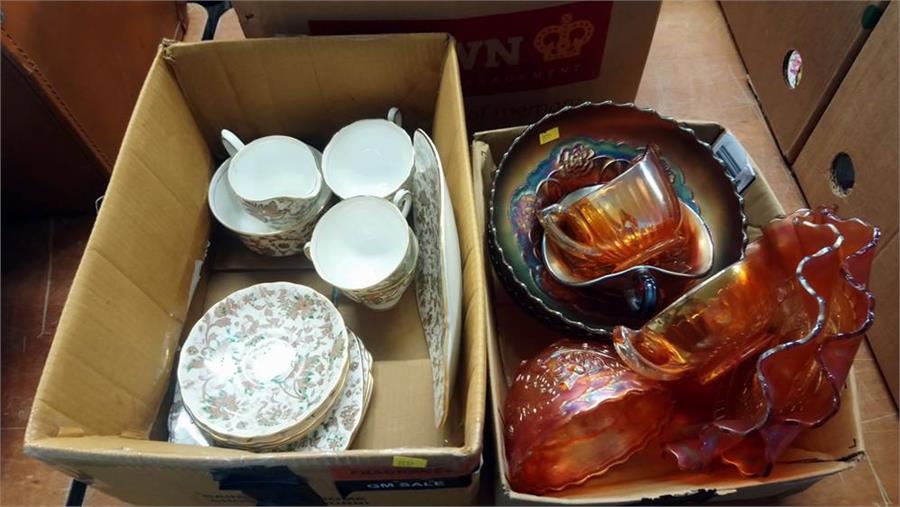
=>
[169,330,374,452]
[177,282,349,450]
[294,331,372,451]
[411,130,462,427]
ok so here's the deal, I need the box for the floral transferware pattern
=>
[177,282,349,444]
[231,147,330,230]
[338,229,419,310]
[209,158,331,257]
[238,216,321,257]
[294,331,371,451]
[411,130,462,427]
[169,332,374,452]
[240,188,330,231]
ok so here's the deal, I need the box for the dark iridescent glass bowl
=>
[488,102,747,335]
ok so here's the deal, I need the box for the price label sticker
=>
[392,456,428,468]
[539,127,560,145]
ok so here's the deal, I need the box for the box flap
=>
[163,34,450,157]
[26,52,211,445]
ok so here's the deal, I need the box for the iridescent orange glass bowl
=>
[613,207,879,475]
[503,340,674,494]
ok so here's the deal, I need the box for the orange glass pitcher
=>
[537,146,685,280]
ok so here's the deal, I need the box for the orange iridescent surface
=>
[538,146,687,280]
[613,207,879,476]
[503,340,673,494]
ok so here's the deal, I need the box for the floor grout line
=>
[865,454,893,506]
[862,413,899,424]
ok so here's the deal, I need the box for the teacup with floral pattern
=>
[223,130,331,229]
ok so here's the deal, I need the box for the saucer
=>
[169,331,374,451]
[177,282,349,449]
[294,330,372,451]
[411,130,463,427]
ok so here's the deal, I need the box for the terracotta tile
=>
[2,216,95,505]
[635,0,806,211]
[2,219,52,429]
[777,454,892,506]
[0,428,71,506]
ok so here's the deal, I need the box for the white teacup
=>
[322,108,414,211]
[208,158,328,257]
[305,196,418,310]
[222,130,331,229]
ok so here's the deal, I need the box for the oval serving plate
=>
[488,102,746,336]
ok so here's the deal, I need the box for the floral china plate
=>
[177,282,349,449]
[170,331,374,451]
[412,130,462,427]
[294,331,372,451]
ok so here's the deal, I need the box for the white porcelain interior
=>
[229,136,321,201]
[322,119,414,199]
[209,159,329,237]
[310,196,410,290]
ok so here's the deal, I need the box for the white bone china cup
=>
[222,129,330,229]
[321,108,413,213]
[305,195,418,310]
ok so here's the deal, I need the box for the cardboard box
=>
[472,123,865,504]
[792,2,899,403]
[721,1,887,161]
[24,34,488,506]
[231,1,660,132]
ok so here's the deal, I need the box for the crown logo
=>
[533,14,595,62]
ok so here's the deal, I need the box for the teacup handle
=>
[303,242,313,261]
[392,189,412,217]
[538,204,601,259]
[626,270,658,320]
[387,107,403,127]
[221,129,245,158]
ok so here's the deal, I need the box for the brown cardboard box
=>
[231,1,660,132]
[792,3,899,403]
[721,1,887,161]
[472,123,865,504]
[23,34,488,506]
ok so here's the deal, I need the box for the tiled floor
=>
[1,1,897,506]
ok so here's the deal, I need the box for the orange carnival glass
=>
[537,145,686,280]
[612,207,879,475]
[503,340,673,494]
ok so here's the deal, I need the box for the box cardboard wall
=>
[231,1,660,132]
[721,1,886,161]
[472,123,864,504]
[792,2,899,403]
[24,34,488,506]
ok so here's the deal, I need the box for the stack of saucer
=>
[174,282,374,452]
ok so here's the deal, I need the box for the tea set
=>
[488,102,880,494]
[172,108,463,451]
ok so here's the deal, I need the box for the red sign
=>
[309,2,613,95]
